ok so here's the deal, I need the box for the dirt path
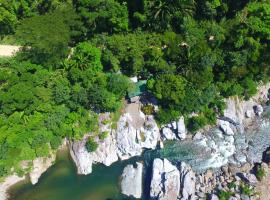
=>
[125,103,145,129]
[0,45,20,57]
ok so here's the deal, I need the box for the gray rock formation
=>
[116,113,160,160]
[162,127,176,140]
[150,159,195,200]
[193,132,204,141]
[237,173,258,186]
[245,110,254,118]
[209,194,219,200]
[150,158,180,200]
[179,162,196,200]
[69,113,118,174]
[218,120,234,136]
[70,112,160,175]
[69,131,118,174]
[177,116,187,140]
[121,162,143,199]
[161,116,187,141]
[224,82,270,126]
[254,105,263,116]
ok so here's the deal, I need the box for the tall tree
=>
[15,11,71,66]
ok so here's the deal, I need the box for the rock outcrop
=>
[116,113,160,160]
[150,158,180,200]
[161,116,187,141]
[69,131,118,175]
[218,120,235,136]
[70,112,160,175]
[179,162,196,200]
[223,82,270,126]
[162,127,176,140]
[69,113,118,174]
[29,153,56,184]
[237,172,258,186]
[177,116,187,140]
[120,162,143,199]
[150,159,195,200]
[253,105,263,116]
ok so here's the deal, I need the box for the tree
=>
[68,42,102,72]
[0,3,17,38]
[151,74,186,105]
[52,75,71,104]
[73,0,129,36]
[143,0,196,31]
[88,86,120,112]
[15,11,70,65]
[107,73,131,98]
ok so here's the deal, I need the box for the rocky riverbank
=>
[69,111,160,175]
[0,155,56,200]
[118,82,270,199]
[2,82,270,200]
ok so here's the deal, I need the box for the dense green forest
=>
[1,0,270,178]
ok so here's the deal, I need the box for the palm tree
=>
[146,0,196,30]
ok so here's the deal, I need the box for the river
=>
[8,106,270,200]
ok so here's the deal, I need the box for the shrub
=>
[255,165,266,181]
[141,104,155,115]
[227,182,236,189]
[187,115,207,133]
[99,131,109,140]
[218,190,234,200]
[85,138,98,152]
[50,136,62,150]
[240,184,254,196]
[156,108,180,125]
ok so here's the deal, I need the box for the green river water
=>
[8,149,142,200]
[8,140,202,200]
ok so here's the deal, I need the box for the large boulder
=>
[121,162,143,199]
[150,158,180,200]
[140,115,160,149]
[177,116,187,140]
[150,159,196,200]
[218,120,234,136]
[253,105,263,116]
[237,172,258,186]
[116,114,142,160]
[209,194,219,200]
[162,127,176,140]
[179,162,196,200]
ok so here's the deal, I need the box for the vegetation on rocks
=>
[85,138,98,153]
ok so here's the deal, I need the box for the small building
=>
[127,80,147,103]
